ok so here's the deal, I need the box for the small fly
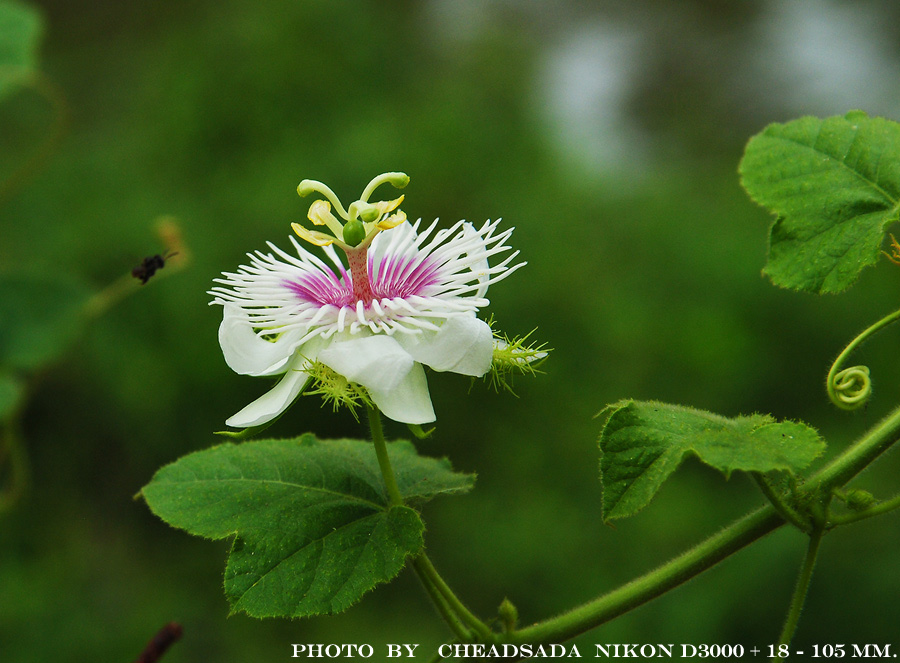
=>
[132,251,177,284]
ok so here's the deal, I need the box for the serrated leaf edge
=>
[225,505,424,618]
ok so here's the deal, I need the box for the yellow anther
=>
[377,209,407,230]
[308,200,333,225]
[292,223,336,247]
[376,195,404,216]
[308,199,344,236]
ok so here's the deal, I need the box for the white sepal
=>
[224,354,311,428]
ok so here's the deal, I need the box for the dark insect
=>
[133,622,183,663]
[132,251,177,284]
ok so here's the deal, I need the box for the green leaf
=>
[740,110,900,294]
[0,0,43,100]
[141,435,474,618]
[598,400,825,522]
[0,272,93,372]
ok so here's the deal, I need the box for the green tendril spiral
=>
[828,366,872,411]
[826,308,900,411]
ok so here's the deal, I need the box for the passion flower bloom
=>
[210,172,522,427]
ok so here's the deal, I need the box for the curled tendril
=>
[828,366,872,410]
[826,307,900,411]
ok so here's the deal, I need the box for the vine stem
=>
[508,506,784,644]
[772,526,824,662]
[414,565,471,642]
[751,472,811,532]
[811,403,900,492]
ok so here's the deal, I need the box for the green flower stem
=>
[414,560,472,642]
[413,553,493,641]
[509,506,784,645]
[772,526,825,662]
[366,406,404,507]
[752,472,811,532]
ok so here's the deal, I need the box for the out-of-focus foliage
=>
[0,0,41,99]
[4,0,900,660]
[0,273,92,371]
[0,272,92,420]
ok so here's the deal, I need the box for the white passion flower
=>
[209,172,523,428]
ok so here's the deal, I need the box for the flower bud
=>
[845,489,877,511]
[498,597,518,632]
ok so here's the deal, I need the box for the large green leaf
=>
[598,400,825,522]
[141,435,474,618]
[740,111,900,294]
[0,273,93,372]
[0,0,43,100]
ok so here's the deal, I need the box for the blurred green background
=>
[3,0,900,660]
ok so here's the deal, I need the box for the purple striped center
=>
[284,252,441,307]
[371,252,440,299]
[284,271,354,307]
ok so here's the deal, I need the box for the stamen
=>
[377,209,407,230]
[307,200,344,237]
[291,223,336,247]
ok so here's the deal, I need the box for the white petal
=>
[218,303,303,376]
[396,315,493,376]
[317,334,415,393]
[225,355,311,428]
[368,362,435,424]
